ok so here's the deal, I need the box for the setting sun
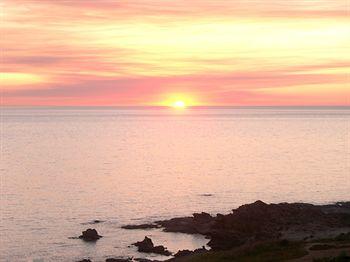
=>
[158,93,198,108]
[172,100,186,109]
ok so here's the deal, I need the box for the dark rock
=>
[128,200,350,252]
[134,236,153,251]
[193,212,212,223]
[105,258,132,262]
[151,245,171,256]
[335,232,350,241]
[207,231,245,250]
[199,194,213,197]
[279,239,290,246]
[79,228,102,241]
[156,217,197,233]
[206,200,350,250]
[309,244,336,250]
[174,249,192,257]
[122,223,160,230]
[134,259,161,262]
[174,246,207,258]
[321,202,350,215]
[157,212,214,235]
[337,202,350,208]
[133,236,172,256]
[81,220,105,225]
[77,259,92,262]
[124,213,214,235]
[193,246,207,255]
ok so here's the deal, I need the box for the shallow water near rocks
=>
[1,107,349,261]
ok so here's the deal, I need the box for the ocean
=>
[1,106,349,261]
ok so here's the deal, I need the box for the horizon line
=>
[1,105,349,109]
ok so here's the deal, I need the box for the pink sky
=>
[1,0,349,106]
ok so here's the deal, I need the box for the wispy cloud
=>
[1,0,349,105]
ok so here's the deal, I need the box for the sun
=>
[158,93,197,108]
[172,100,186,109]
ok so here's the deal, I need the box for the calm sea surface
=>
[1,107,349,261]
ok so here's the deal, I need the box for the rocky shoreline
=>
[77,200,350,261]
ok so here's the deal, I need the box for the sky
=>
[1,0,349,106]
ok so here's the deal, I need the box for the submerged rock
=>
[134,259,161,262]
[79,228,102,241]
[105,258,132,262]
[133,236,171,256]
[122,223,160,230]
[81,219,105,225]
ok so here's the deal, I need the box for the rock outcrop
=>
[79,228,102,241]
[124,200,350,251]
[207,200,350,250]
[173,246,207,258]
[133,237,172,256]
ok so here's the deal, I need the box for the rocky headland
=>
[79,200,350,261]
